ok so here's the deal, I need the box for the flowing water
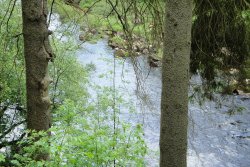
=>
[50,15,250,167]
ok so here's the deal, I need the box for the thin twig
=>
[48,0,56,26]
[6,0,17,33]
[0,0,13,30]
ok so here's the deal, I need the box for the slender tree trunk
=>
[21,0,53,160]
[160,0,192,167]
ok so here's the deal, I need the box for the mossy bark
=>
[160,0,192,167]
[21,0,53,160]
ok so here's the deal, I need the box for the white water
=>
[76,40,250,167]
[50,15,250,167]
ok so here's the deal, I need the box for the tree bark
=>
[160,0,192,167]
[21,0,53,160]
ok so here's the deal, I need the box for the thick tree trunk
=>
[21,0,53,160]
[160,0,192,167]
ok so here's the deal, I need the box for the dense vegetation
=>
[191,0,250,93]
[0,1,146,166]
[0,0,249,166]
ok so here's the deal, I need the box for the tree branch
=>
[6,0,17,33]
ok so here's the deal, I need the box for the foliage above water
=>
[7,97,146,166]
[191,0,250,92]
[0,0,147,165]
[0,0,250,165]
[55,0,250,94]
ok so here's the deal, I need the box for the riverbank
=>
[54,1,250,95]
[50,3,250,166]
[53,0,162,64]
[76,37,250,167]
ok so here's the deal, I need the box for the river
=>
[50,15,250,167]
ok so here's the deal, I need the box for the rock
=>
[142,48,149,54]
[132,45,140,52]
[114,49,126,58]
[148,55,160,62]
[90,28,98,35]
[105,30,117,36]
[148,44,157,53]
[79,34,85,41]
[148,55,161,67]
[108,41,118,49]
[233,89,239,95]
[149,61,159,67]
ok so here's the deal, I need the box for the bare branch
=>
[6,0,17,33]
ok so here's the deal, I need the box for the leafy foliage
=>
[191,0,250,91]
[0,1,147,166]
[49,35,89,108]
[0,0,25,109]
[11,95,146,166]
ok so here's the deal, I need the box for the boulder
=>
[79,34,85,41]
[148,55,161,67]
[142,48,149,54]
[90,28,98,35]
[149,61,159,67]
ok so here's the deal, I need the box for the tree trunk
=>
[160,0,192,167]
[21,0,53,160]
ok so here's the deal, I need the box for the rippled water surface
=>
[77,40,250,167]
[51,15,250,167]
